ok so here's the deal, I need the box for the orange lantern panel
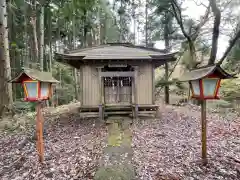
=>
[22,80,39,101]
[22,80,53,102]
[9,68,58,102]
[190,76,221,100]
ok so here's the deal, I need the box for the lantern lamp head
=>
[180,65,236,100]
[189,75,221,100]
[9,68,59,102]
[22,80,53,102]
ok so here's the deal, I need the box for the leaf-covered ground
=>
[1,103,240,180]
[0,105,107,180]
[132,104,240,180]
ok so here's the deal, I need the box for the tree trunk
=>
[164,13,170,104]
[8,6,17,101]
[100,13,106,44]
[188,41,201,105]
[72,2,79,101]
[48,10,52,73]
[97,0,101,45]
[119,0,123,42]
[23,2,29,68]
[145,0,148,46]
[132,0,136,44]
[30,0,39,69]
[0,0,13,116]
[164,62,169,104]
[87,30,93,47]
[82,8,87,48]
[188,41,197,69]
[39,6,44,71]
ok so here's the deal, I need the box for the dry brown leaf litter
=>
[0,105,107,180]
[1,103,240,180]
[132,104,240,180]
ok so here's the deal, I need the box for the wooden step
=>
[105,111,132,115]
[80,112,99,118]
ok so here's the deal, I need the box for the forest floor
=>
[132,103,240,180]
[0,102,240,180]
[0,103,108,180]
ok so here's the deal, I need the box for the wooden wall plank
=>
[82,65,100,106]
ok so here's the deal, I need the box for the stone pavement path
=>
[94,117,136,180]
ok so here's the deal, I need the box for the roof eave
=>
[55,50,178,69]
[216,65,237,79]
[9,69,59,83]
[9,72,26,83]
[151,54,177,60]
[68,44,110,54]
[179,64,236,82]
[55,52,85,60]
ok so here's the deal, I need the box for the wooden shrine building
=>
[55,43,177,120]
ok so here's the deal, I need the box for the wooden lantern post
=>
[180,65,235,165]
[201,100,207,165]
[36,101,44,162]
[9,68,58,163]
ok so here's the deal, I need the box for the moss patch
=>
[95,118,135,179]
[122,128,132,147]
[94,164,135,180]
[107,122,122,146]
[107,119,132,147]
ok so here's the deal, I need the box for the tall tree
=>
[145,0,149,46]
[30,0,39,69]
[114,0,131,42]
[163,12,172,104]
[131,0,137,44]
[72,0,78,100]
[0,0,13,115]
[39,5,44,71]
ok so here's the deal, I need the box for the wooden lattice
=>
[104,77,132,104]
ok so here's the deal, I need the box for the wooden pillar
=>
[101,78,104,105]
[164,62,169,104]
[134,66,138,119]
[201,100,207,165]
[79,66,83,106]
[117,78,120,103]
[131,69,135,119]
[131,76,135,104]
[152,64,155,104]
[36,102,44,163]
[98,67,104,121]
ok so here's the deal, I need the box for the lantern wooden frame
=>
[189,75,221,100]
[9,68,58,102]
[180,65,236,100]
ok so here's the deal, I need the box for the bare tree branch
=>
[191,3,210,40]
[168,0,238,67]
[219,0,234,11]
[217,29,240,65]
[192,0,209,9]
[170,0,191,40]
